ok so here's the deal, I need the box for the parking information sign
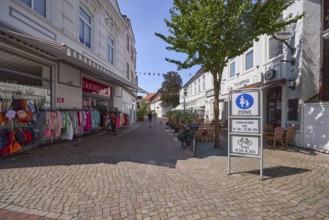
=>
[228,88,263,180]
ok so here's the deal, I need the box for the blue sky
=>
[118,0,201,94]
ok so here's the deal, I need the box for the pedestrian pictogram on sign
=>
[236,94,254,109]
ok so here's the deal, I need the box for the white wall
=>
[302,103,329,153]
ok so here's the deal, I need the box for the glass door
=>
[267,86,282,128]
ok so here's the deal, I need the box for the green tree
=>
[158,71,182,107]
[155,0,303,148]
[137,101,148,120]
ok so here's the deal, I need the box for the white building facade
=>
[179,69,214,121]
[0,0,138,125]
[219,0,321,148]
[178,1,326,151]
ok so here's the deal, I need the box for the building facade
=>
[177,0,326,151]
[220,0,321,148]
[0,0,137,128]
[0,0,140,153]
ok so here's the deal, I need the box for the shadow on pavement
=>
[236,166,311,180]
[0,120,197,169]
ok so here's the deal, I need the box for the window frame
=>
[230,60,235,78]
[126,63,130,79]
[268,37,283,60]
[79,7,92,49]
[107,36,114,64]
[245,49,254,71]
[20,0,46,17]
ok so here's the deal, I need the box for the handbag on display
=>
[0,112,9,124]
[15,129,27,145]
[0,129,9,150]
[8,131,22,154]
[18,100,31,123]
[5,109,16,120]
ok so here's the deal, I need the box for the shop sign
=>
[230,119,260,133]
[83,99,90,106]
[264,69,276,80]
[82,77,111,97]
[206,89,214,97]
[274,26,294,41]
[231,91,260,116]
[230,135,260,155]
[57,98,64,103]
[226,73,262,91]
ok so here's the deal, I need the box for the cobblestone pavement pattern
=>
[0,119,328,220]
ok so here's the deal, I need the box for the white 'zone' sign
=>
[231,91,260,116]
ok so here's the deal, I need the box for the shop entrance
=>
[266,86,282,128]
[82,95,110,128]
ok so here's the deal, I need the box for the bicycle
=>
[179,123,199,157]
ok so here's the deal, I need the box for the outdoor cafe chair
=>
[284,126,297,147]
[265,127,285,148]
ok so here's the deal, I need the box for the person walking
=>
[148,111,153,127]
[153,111,157,123]
[107,113,117,135]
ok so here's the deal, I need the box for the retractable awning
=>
[0,26,139,91]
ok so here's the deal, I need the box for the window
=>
[245,50,254,71]
[79,8,91,48]
[127,34,129,51]
[126,63,129,79]
[198,79,201,93]
[202,75,205,90]
[269,37,283,59]
[194,82,197,94]
[288,99,299,121]
[107,36,114,64]
[21,0,46,17]
[230,60,235,78]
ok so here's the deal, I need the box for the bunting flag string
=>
[135,72,195,77]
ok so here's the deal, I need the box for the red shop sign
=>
[57,98,64,103]
[82,77,111,97]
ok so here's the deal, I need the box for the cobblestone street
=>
[0,120,328,220]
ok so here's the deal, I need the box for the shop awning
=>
[172,104,185,111]
[0,26,138,91]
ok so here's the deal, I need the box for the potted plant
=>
[137,101,148,121]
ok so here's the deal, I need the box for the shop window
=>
[21,0,46,17]
[267,86,282,128]
[269,37,283,59]
[245,50,253,71]
[230,60,235,78]
[0,49,52,110]
[107,36,114,64]
[79,7,91,48]
[287,99,299,121]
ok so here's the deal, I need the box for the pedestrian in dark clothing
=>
[107,113,117,135]
[148,112,153,123]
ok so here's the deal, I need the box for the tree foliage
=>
[155,0,303,148]
[158,71,182,108]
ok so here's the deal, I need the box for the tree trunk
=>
[212,69,221,149]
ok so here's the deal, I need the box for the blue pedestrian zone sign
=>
[236,94,254,109]
[231,91,259,116]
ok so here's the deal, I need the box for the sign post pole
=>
[228,88,263,180]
